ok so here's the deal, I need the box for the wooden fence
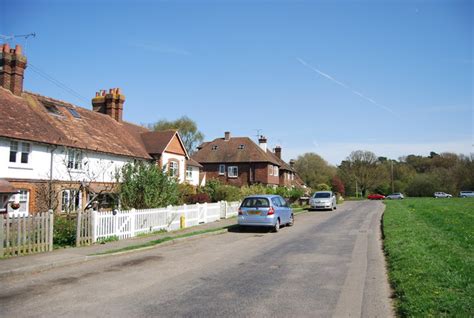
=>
[0,212,54,257]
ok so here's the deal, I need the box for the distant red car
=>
[368,194,385,200]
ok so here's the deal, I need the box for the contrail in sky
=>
[297,57,395,114]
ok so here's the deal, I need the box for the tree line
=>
[293,151,474,197]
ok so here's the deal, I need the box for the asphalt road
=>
[1,201,393,318]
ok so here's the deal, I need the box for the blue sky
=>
[2,0,472,164]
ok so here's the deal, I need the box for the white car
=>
[386,193,404,200]
[459,191,474,198]
[434,192,452,198]
[309,191,337,211]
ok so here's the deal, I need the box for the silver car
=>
[459,191,474,198]
[386,193,404,199]
[309,191,337,211]
[238,195,294,232]
[434,192,452,198]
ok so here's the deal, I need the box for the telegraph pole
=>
[391,161,394,193]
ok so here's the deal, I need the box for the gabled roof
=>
[142,129,189,159]
[187,158,203,168]
[267,151,294,172]
[191,136,280,165]
[0,88,185,160]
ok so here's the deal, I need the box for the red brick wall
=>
[202,162,280,186]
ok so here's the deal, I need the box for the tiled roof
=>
[0,179,17,193]
[267,151,294,172]
[0,88,178,160]
[141,130,177,155]
[186,158,203,168]
[191,136,280,165]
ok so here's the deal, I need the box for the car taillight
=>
[267,207,275,215]
[238,208,243,215]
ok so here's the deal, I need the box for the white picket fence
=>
[88,201,240,242]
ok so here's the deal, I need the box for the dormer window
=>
[238,144,245,150]
[43,100,62,116]
[212,145,218,150]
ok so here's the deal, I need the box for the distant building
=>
[192,131,302,188]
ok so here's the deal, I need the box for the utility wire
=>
[28,63,89,104]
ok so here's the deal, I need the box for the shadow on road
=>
[226,224,274,234]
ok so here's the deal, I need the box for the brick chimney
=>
[274,146,282,159]
[0,44,27,96]
[92,88,125,122]
[258,135,267,152]
[289,159,295,168]
[224,131,231,141]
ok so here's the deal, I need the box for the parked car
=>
[368,193,385,200]
[459,191,474,198]
[386,193,404,200]
[309,191,337,210]
[238,195,294,232]
[434,192,452,198]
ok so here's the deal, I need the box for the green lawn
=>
[383,198,474,317]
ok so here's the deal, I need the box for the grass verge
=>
[383,198,474,317]
[92,226,228,256]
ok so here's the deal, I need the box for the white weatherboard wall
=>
[0,137,132,183]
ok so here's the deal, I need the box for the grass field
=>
[383,198,474,317]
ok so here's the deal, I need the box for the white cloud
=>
[283,140,473,165]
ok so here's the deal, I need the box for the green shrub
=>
[315,183,331,191]
[289,187,305,203]
[97,235,119,244]
[214,185,242,201]
[53,215,76,247]
[118,161,180,209]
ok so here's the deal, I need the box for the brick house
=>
[192,132,300,187]
[0,44,200,215]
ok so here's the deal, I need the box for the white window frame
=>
[9,141,31,164]
[269,165,273,176]
[274,166,279,177]
[67,149,83,170]
[186,166,193,180]
[168,160,179,178]
[61,189,81,213]
[228,166,238,178]
[219,164,226,175]
[8,190,29,214]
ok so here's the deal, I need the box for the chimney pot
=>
[274,146,282,159]
[14,45,22,55]
[3,43,10,53]
[224,131,231,140]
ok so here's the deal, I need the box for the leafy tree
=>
[331,176,345,195]
[338,150,388,196]
[118,161,180,209]
[315,183,331,191]
[149,116,204,154]
[293,153,336,189]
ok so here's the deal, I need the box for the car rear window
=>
[241,197,270,208]
[313,193,330,198]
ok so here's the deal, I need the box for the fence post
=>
[224,201,229,219]
[131,208,136,237]
[76,209,82,247]
[114,211,119,238]
[48,209,54,251]
[204,202,208,223]
[0,214,4,257]
[91,210,97,243]
[166,205,172,231]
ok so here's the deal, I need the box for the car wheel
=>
[333,204,337,210]
[288,214,294,226]
[273,219,280,232]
